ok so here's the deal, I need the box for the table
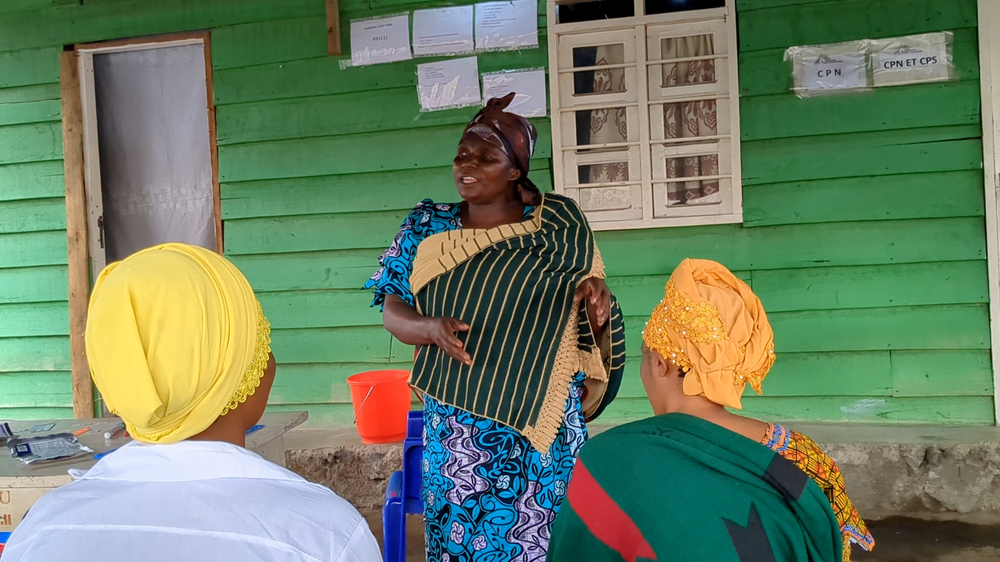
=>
[0,411,307,533]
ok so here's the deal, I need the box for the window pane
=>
[646,0,725,15]
[573,44,628,96]
[666,180,722,206]
[660,35,716,87]
[574,107,628,146]
[665,154,719,178]
[663,99,717,139]
[578,162,630,184]
[578,186,634,212]
[664,154,721,206]
[558,1,634,24]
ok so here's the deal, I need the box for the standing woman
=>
[365,93,626,561]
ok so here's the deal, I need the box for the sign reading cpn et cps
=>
[872,32,953,87]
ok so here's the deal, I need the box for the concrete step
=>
[285,422,1000,523]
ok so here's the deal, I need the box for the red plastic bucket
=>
[347,370,411,444]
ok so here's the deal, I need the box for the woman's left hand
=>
[575,277,612,328]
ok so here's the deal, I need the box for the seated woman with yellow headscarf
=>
[2,243,380,562]
[548,259,874,562]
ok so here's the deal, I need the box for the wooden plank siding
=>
[0,0,992,426]
[0,43,70,418]
[596,0,992,424]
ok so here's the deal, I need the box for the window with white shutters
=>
[547,0,742,230]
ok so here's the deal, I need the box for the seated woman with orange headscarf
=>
[548,259,875,562]
[3,244,380,562]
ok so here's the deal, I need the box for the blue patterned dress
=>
[365,200,588,562]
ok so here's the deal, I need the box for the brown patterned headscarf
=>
[464,92,539,196]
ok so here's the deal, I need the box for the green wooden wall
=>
[0,0,992,425]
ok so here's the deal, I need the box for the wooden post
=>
[59,50,95,419]
[327,0,341,56]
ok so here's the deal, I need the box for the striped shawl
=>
[410,193,624,452]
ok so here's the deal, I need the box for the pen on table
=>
[72,427,90,437]
[104,422,126,440]
[246,424,264,435]
[94,446,121,460]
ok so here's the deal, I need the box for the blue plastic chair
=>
[382,410,423,562]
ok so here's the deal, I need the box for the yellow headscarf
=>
[642,258,775,409]
[85,243,272,444]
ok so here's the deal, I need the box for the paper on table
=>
[413,6,474,57]
[417,56,482,112]
[475,0,538,52]
[481,68,547,117]
[351,14,412,67]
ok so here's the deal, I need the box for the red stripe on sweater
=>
[566,460,658,562]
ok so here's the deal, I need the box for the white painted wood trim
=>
[724,0,743,219]
[546,0,565,211]
[551,7,728,34]
[635,23,654,223]
[77,38,204,54]
[77,52,106,279]
[977,0,1000,424]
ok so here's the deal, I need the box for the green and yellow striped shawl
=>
[410,193,624,452]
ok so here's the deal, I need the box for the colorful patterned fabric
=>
[365,200,589,561]
[763,424,875,561]
[548,414,845,562]
[364,200,470,309]
[423,376,587,562]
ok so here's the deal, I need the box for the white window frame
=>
[546,0,742,231]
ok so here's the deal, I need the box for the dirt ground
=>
[362,511,1000,562]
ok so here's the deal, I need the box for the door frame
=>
[60,31,222,417]
[977,0,1000,423]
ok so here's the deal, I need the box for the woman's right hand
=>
[422,316,472,366]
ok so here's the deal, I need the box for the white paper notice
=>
[475,0,538,52]
[785,40,869,97]
[417,57,482,112]
[413,6,474,57]
[872,33,952,87]
[351,14,412,67]
[482,69,547,117]
[801,52,868,91]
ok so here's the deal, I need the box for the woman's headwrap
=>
[464,92,539,195]
[85,243,272,444]
[642,258,775,409]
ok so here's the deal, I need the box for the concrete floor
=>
[362,511,1000,562]
[856,518,1000,562]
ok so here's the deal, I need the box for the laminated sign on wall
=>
[350,14,412,67]
[417,56,482,112]
[413,6,475,57]
[481,68,547,117]
[475,0,538,52]
[872,32,953,87]
[784,40,870,98]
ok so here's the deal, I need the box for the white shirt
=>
[2,440,381,562]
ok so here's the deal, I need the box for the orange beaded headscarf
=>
[642,258,775,409]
